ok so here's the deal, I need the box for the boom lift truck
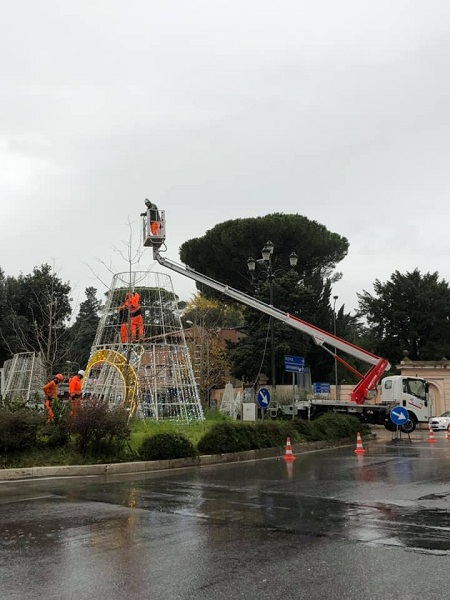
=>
[141,206,432,433]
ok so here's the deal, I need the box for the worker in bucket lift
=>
[69,370,85,416]
[125,291,144,342]
[117,299,130,343]
[140,198,160,236]
[42,373,64,422]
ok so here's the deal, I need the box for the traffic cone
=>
[427,427,437,444]
[447,428,450,441]
[354,432,365,454]
[283,436,296,462]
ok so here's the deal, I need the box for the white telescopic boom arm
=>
[154,250,383,367]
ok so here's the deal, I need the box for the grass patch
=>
[129,410,229,452]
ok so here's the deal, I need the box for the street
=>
[1,431,449,600]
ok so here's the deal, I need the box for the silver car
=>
[429,411,450,432]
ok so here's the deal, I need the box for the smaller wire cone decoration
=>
[83,271,204,421]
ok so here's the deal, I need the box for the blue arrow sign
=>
[257,387,271,409]
[390,406,409,425]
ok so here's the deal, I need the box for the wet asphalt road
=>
[1,431,449,600]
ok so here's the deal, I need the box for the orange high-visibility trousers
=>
[70,396,81,418]
[120,322,130,343]
[130,314,144,341]
[150,221,160,236]
[45,399,54,422]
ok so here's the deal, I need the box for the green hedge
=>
[197,414,369,455]
[139,432,197,460]
[253,421,294,448]
[0,408,44,453]
[310,413,368,440]
[197,421,299,455]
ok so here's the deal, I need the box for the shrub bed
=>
[0,407,44,454]
[139,432,197,460]
[253,420,293,448]
[310,413,369,440]
[0,410,370,469]
[197,415,368,456]
[197,421,300,455]
[68,398,131,456]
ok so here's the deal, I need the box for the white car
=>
[429,411,450,432]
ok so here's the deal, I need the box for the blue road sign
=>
[313,383,331,394]
[284,355,305,373]
[257,387,271,409]
[390,406,409,425]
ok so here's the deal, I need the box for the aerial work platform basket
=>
[142,207,166,248]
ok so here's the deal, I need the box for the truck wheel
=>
[384,421,395,432]
[400,416,416,434]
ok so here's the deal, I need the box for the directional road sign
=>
[257,387,271,409]
[284,355,305,373]
[390,406,409,425]
[313,383,331,394]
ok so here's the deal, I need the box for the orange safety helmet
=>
[54,374,64,382]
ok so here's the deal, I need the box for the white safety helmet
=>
[77,370,85,377]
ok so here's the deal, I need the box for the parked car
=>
[429,411,450,431]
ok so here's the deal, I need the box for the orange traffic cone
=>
[447,428,450,441]
[354,432,365,454]
[283,436,296,462]
[427,427,436,444]
[427,427,437,444]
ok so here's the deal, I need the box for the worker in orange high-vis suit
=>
[68,370,85,417]
[125,292,144,342]
[42,374,64,422]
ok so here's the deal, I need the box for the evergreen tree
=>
[68,287,102,368]
[180,213,352,385]
[179,213,348,299]
[357,269,450,367]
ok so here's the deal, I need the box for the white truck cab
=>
[380,375,431,431]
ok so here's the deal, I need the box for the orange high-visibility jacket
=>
[43,380,58,399]
[126,293,141,316]
[69,376,82,397]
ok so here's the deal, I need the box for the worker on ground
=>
[117,299,130,343]
[125,291,144,342]
[42,374,64,422]
[68,370,85,417]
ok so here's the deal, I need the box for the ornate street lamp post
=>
[247,242,298,390]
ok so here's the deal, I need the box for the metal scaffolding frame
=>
[83,271,203,421]
[1,352,46,405]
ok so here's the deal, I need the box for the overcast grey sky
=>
[2,0,450,315]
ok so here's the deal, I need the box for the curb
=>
[0,434,376,482]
